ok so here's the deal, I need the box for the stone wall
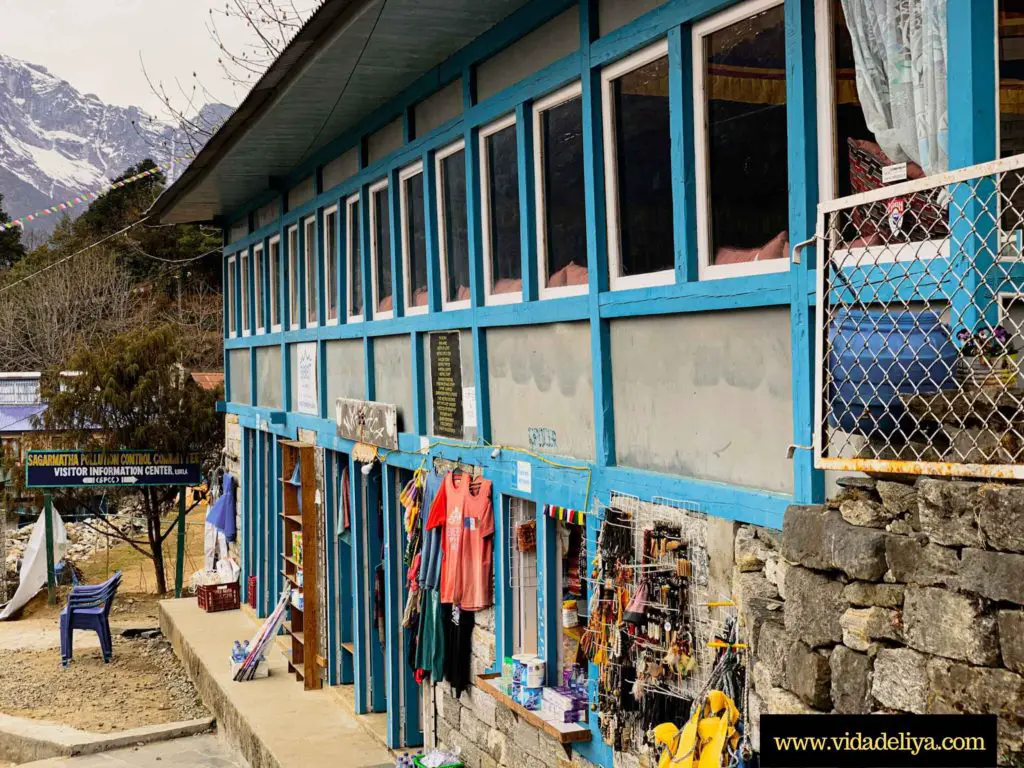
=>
[735,477,1024,766]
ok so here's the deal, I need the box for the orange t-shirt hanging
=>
[425,472,494,610]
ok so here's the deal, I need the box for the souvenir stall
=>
[582,499,754,767]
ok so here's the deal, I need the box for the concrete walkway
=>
[160,599,393,768]
[19,734,240,767]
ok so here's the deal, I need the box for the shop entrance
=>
[384,467,423,748]
[353,461,387,713]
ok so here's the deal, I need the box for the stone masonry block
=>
[977,485,1024,553]
[840,498,896,529]
[884,536,959,587]
[784,566,845,648]
[916,478,985,547]
[872,648,929,713]
[736,526,769,572]
[782,505,888,580]
[830,645,872,714]
[959,548,1024,605]
[998,610,1024,675]
[903,586,998,665]
[840,607,903,652]
[876,480,918,517]
[786,641,832,710]
[842,581,905,608]
[757,620,790,689]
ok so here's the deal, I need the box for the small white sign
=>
[296,342,318,415]
[463,386,477,429]
[516,461,532,494]
[882,162,908,184]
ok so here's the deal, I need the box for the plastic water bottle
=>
[232,641,242,663]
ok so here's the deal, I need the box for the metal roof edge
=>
[148,0,370,225]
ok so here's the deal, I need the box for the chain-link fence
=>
[816,154,1024,479]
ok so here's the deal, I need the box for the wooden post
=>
[43,493,56,605]
[174,489,187,598]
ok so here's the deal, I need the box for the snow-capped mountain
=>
[0,53,231,235]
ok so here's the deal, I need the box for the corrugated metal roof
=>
[150,0,530,226]
[0,405,46,433]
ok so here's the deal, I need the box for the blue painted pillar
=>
[382,464,402,746]
[535,504,559,687]
[338,454,355,684]
[948,2,999,334]
[423,150,443,314]
[668,26,698,282]
[389,167,405,317]
[786,0,824,506]
[580,0,615,470]
[349,454,371,713]
[577,3,615,765]
[493,495,513,670]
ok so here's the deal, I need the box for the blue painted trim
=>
[349,453,370,713]
[423,149,443,314]
[516,103,539,302]
[785,0,823,505]
[493,494,513,669]
[536,500,558,685]
[410,332,427,435]
[364,336,376,401]
[668,25,698,283]
[388,167,405,318]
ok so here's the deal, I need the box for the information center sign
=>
[25,450,202,488]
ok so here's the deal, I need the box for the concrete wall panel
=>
[610,310,794,494]
[373,335,414,432]
[368,117,404,164]
[414,79,463,137]
[487,322,594,460]
[476,9,579,102]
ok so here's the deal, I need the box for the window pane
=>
[705,4,788,265]
[374,187,393,313]
[349,201,363,317]
[241,252,250,332]
[441,149,470,303]
[269,241,279,327]
[1002,0,1024,159]
[325,211,338,320]
[254,248,264,331]
[404,173,428,308]
[288,228,299,327]
[485,124,522,294]
[541,97,588,288]
[304,218,317,324]
[613,55,673,276]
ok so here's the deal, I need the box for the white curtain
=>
[841,0,948,175]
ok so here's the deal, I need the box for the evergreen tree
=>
[0,193,26,271]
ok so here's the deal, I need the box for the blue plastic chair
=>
[60,571,122,667]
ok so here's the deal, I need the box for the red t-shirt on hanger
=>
[425,472,494,609]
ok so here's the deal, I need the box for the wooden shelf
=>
[475,674,591,745]
[279,438,321,692]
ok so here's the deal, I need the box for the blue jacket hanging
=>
[206,472,237,541]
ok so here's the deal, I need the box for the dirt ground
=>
[0,632,208,733]
[0,507,214,734]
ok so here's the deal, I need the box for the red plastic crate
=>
[197,582,241,613]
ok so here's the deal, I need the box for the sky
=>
[0,1,255,116]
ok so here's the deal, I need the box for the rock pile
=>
[735,476,1024,766]
[3,510,144,587]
